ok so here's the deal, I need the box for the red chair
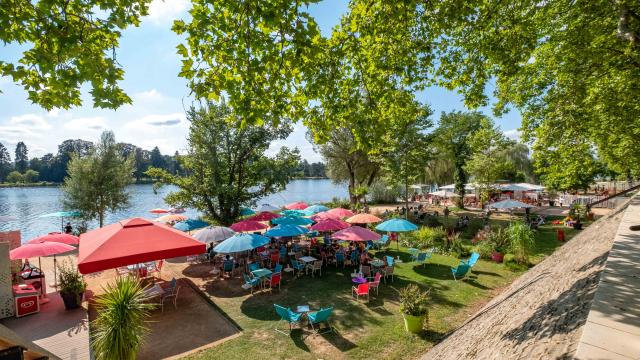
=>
[268,273,282,292]
[352,283,370,302]
[270,253,280,268]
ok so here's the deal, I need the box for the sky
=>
[0,0,521,162]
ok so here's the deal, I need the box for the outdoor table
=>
[251,268,272,279]
[299,256,317,264]
[352,277,367,285]
[370,259,385,268]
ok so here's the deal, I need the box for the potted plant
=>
[399,284,430,334]
[486,227,509,263]
[58,260,86,310]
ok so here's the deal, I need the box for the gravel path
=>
[422,199,631,360]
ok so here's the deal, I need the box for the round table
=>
[352,276,367,284]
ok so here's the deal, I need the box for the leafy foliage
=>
[0,143,11,182]
[399,284,430,317]
[6,171,24,183]
[146,102,300,225]
[403,226,447,249]
[62,131,134,227]
[91,276,154,360]
[506,222,535,264]
[14,141,28,173]
[57,260,86,296]
[368,181,402,204]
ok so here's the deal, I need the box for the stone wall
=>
[0,231,21,319]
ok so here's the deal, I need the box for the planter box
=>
[491,252,504,263]
[402,313,424,333]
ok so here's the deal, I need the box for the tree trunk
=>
[99,211,104,228]
[404,181,409,219]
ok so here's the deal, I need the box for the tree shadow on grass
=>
[471,270,500,277]
[320,330,358,352]
[412,263,458,281]
[419,328,447,343]
[290,330,311,352]
[463,276,492,290]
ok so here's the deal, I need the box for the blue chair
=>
[248,262,261,272]
[242,273,261,293]
[350,251,359,267]
[274,304,302,334]
[463,252,480,271]
[274,263,283,274]
[375,235,389,249]
[451,262,471,281]
[416,252,432,267]
[307,307,334,334]
[290,259,306,275]
[385,255,394,267]
[335,252,345,268]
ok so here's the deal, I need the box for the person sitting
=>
[360,250,371,265]
[573,218,583,230]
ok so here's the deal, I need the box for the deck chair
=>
[274,304,302,335]
[352,283,370,302]
[462,252,480,271]
[242,273,262,294]
[416,252,432,267]
[369,272,382,296]
[308,307,334,334]
[160,278,180,312]
[385,255,394,267]
[290,259,306,276]
[451,262,471,281]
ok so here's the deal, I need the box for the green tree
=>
[24,169,39,183]
[146,103,300,225]
[1,0,151,110]
[14,141,28,173]
[91,276,154,360]
[533,139,602,192]
[0,143,11,182]
[149,147,165,169]
[432,111,485,207]
[62,131,134,227]
[6,171,23,183]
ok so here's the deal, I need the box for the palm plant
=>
[91,276,155,360]
[507,221,535,264]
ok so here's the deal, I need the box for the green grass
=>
[187,218,582,360]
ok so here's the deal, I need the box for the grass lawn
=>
[186,216,583,360]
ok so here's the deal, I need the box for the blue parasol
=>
[281,209,306,217]
[214,233,270,253]
[303,204,330,215]
[240,208,256,216]
[174,219,210,232]
[265,224,309,237]
[39,211,82,232]
[272,216,313,226]
[375,218,419,232]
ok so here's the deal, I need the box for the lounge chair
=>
[462,252,480,271]
[385,255,394,267]
[159,278,180,312]
[416,252,432,267]
[242,273,261,293]
[308,307,334,334]
[274,304,302,335]
[451,262,471,281]
[352,283,370,302]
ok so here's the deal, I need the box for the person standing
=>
[64,222,73,234]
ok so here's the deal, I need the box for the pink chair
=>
[369,272,382,296]
[352,283,370,302]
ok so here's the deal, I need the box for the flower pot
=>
[402,313,424,334]
[491,252,504,263]
[60,291,83,310]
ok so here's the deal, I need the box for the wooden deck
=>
[1,291,91,360]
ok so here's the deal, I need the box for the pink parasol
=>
[346,213,382,224]
[247,212,281,222]
[230,220,269,232]
[155,214,188,223]
[285,201,308,210]
[332,226,381,242]
[327,208,355,218]
[310,219,351,232]
[310,212,340,222]
[11,242,77,291]
[28,232,79,246]
[150,208,169,214]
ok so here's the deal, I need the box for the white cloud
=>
[47,108,60,118]
[146,0,189,25]
[9,114,51,130]
[124,113,187,130]
[63,117,107,131]
[503,129,521,141]
[133,89,167,103]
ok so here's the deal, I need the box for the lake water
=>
[0,179,348,242]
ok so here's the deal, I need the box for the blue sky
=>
[0,0,521,162]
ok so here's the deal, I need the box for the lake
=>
[0,179,348,243]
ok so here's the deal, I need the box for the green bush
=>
[399,284,430,317]
[58,260,86,297]
[6,171,24,183]
[485,226,510,253]
[368,181,402,204]
[403,226,447,249]
[323,197,351,209]
[473,240,495,259]
[503,253,528,271]
[506,221,535,264]
[447,233,469,258]
[423,216,442,228]
[464,218,485,239]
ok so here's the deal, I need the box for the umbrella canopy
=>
[310,211,340,222]
[265,224,309,237]
[439,183,476,191]
[376,218,418,233]
[39,211,82,218]
[0,215,16,222]
[149,208,170,214]
[498,184,531,192]
[285,201,308,210]
[240,208,256,216]
[516,183,545,191]
[155,214,188,223]
[281,209,306,217]
[346,213,382,224]
[310,219,351,232]
[488,199,535,209]
[271,216,314,226]
[214,233,270,253]
[332,226,381,242]
[27,232,79,245]
[193,226,235,244]
[303,204,329,214]
[429,190,460,198]
[247,211,281,221]
[10,242,75,260]
[230,220,269,232]
[173,219,210,232]
[327,208,355,218]
[257,204,280,212]
[169,207,186,214]
[78,218,205,274]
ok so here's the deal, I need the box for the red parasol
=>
[28,232,79,246]
[77,218,205,274]
[230,220,269,232]
[150,208,169,214]
[285,201,308,210]
[310,219,351,232]
[327,208,355,218]
[247,212,281,222]
[332,226,381,242]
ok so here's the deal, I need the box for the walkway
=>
[574,197,640,359]
[1,291,91,360]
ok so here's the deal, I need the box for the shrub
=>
[6,171,24,183]
[403,226,447,249]
[368,181,402,204]
[24,169,39,182]
[423,215,442,228]
[504,253,528,271]
[465,218,485,239]
[399,284,430,317]
[323,197,350,209]
[473,240,496,259]
[485,226,510,253]
[506,221,535,264]
[447,233,469,258]
[58,260,86,297]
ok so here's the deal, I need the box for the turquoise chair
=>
[463,252,480,270]
[335,252,345,268]
[290,259,306,275]
[274,304,302,334]
[385,255,394,267]
[308,307,334,334]
[451,262,471,281]
[243,273,261,293]
[274,263,283,274]
[376,235,390,249]
[249,262,261,272]
[416,252,432,267]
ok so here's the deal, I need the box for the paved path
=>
[574,197,640,359]
[1,292,91,360]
